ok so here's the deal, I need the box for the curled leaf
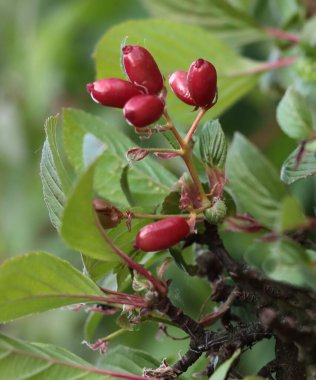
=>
[126,147,150,161]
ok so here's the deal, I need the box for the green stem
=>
[125,212,193,220]
[102,328,126,342]
[163,108,209,206]
[141,147,181,155]
[184,108,207,144]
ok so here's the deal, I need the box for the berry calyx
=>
[86,78,143,108]
[123,94,164,128]
[122,45,164,95]
[134,217,190,252]
[93,199,123,229]
[169,70,196,106]
[188,58,217,107]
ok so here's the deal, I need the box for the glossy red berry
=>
[86,78,142,108]
[134,217,190,252]
[169,70,196,106]
[123,94,164,128]
[188,59,217,107]
[122,45,164,95]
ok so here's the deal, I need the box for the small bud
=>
[169,70,196,106]
[204,199,227,224]
[93,199,123,229]
[188,58,217,107]
[122,45,164,95]
[134,217,190,252]
[123,94,164,128]
[86,78,142,108]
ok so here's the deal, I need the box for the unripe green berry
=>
[204,199,227,224]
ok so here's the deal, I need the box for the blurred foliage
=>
[1,0,316,378]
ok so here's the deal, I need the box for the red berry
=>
[188,59,217,107]
[86,78,142,108]
[169,70,196,106]
[123,94,164,128]
[134,217,190,252]
[122,45,164,95]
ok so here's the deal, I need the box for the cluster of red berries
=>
[87,46,165,128]
[90,45,218,252]
[87,45,217,129]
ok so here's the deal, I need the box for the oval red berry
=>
[123,94,164,128]
[169,70,196,106]
[134,217,190,252]
[188,59,217,107]
[122,45,164,95]
[86,78,142,108]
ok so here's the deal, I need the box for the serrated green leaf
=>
[142,1,266,47]
[198,120,227,168]
[0,252,103,323]
[281,146,316,184]
[98,345,160,376]
[63,108,176,208]
[40,115,71,229]
[0,333,124,379]
[276,86,314,140]
[244,237,315,288]
[94,20,260,126]
[226,133,306,232]
[209,349,240,380]
[61,161,119,262]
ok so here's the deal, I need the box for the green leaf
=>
[82,216,148,282]
[63,108,176,208]
[169,247,197,276]
[161,191,181,214]
[277,195,307,231]
[226,133,306,232]
[209,349,240,380]
[0,333,113,379]
[244,237,314,288]
[94,20,261,126]
[61,161,119,262]
[84,312,105,342]
[269,0,304,28]
[198,119,227,168]
[281,146,316,184]
[142,1,266,47]
[40,115,71,229]
[301,16,316,48]
[0,252,103,323]
[243,377,265,380]
[120,165,135,207]
[98,345,160,376]
[276,86,314,140]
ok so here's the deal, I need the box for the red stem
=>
[95,217,167,296]
[100,287,145,301]
[264,27,300,44]
[228,56,297,77]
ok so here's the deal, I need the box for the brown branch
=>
[275,338,307,380]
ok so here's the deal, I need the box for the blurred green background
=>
[0,0,314,375]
